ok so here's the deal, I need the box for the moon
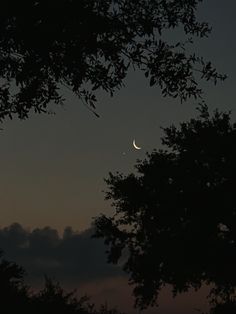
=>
[133,139,141,150]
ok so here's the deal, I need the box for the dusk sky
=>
[0,1,236,313]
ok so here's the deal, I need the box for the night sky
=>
[0,1,236,313]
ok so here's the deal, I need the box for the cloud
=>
[0,223,123,286]
[0,223,209,314]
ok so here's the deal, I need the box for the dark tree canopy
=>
[0,0,225,121]
[94,105,236,309]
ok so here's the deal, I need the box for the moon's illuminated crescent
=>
[133,139,141,150]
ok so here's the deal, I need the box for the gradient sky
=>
[1,0,235,234]
[0,1,236,313]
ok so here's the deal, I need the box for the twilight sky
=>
[1,0,235,233]
[0,1,236,313]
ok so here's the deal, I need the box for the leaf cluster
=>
[94,105,236,308]
[0,0,226,121]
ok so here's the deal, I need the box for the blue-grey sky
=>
[1,0,235,234]
[0,1,236,313]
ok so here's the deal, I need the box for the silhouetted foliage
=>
[206,300,236,314]
[94,105,236,309]
[205,287,236,314]
[0,250,30,313]
[0,251,125,314]
[32,276,86,314]
[33,277,125,314]
[0,0,226,121]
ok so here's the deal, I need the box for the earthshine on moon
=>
[133,139,141,150]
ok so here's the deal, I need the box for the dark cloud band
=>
[0,223,122,285]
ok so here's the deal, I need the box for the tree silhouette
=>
[0,250,30,313]
[0,0,225,121]
[209,301,236,314]
[202,285,236,314]
[34,278,127,314]
[32,277,126,314]
[94,104,236,309]
[0,251,125,314]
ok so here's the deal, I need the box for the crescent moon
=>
[133,139,141,150]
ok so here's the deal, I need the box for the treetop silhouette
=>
[0,0,225,121]
[94,104,236,309]
[0,251,125,314]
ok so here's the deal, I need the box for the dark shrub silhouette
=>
[204,287,236,314]
[95,104,236,309]
[0,0,225,121]
[32,276,86,314]
[0,251,125,314]
[0,250,30,313]
[33,277,125,314]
